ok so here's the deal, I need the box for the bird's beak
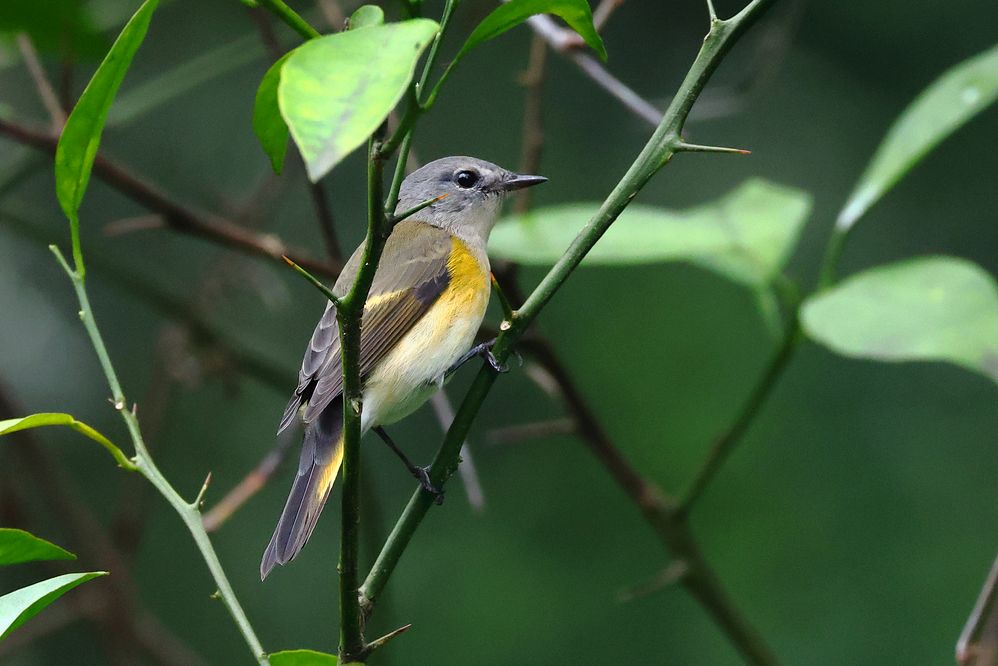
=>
[502,173,548,191]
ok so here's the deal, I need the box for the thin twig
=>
[49,241,268,663]
[429,391,486,512]
[0,117,340,278]
[958,553,998,666]
[485,417,576,445]
[310,180,344,263]
[525,14,662,126]
[16,34,67,130]
[679,314,799,511]
[515,34,549,214]
[592,0,626,32]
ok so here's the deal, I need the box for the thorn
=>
[209,590,221,600]
[193,472,212,510]
[674,140,751,155]
[131,402,138,416]
[366,623,413,653]
[617,560,690,603]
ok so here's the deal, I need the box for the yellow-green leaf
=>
[457,0,606,62]
[279,20,439,181]
[0,529,75,566]
[801,257,998,384]
[838,44,998,230]
[0,572,107,640]
[0,413,136,470]
[270,649,339,665]
[254,52,293,174]
[489,179,811,287]
[54,0,159,231]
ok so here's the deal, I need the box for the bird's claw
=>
[417,467,445,504]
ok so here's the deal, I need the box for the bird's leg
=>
[373,426,444,504]
[448,337,510,376]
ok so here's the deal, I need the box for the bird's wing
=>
[277,220,454,432]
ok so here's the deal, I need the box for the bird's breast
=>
[361,236,490,427]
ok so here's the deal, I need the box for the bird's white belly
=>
[360,280,489,430]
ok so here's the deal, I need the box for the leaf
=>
[838,44,998,230]
[0,413,136,470]
[254,52,293,174]
[269,649,339,665]
[800,257,998,384]
[279,20,439,181]
[489,179,811,287]
[457,0,607,62]
[0,572,107,640]
[54,0,158,232]
[349,5,384,30]
[0,529,75,566]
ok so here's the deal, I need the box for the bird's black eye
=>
[454,169,480,189]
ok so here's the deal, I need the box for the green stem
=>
[360,0,777,612]
[378,0,459,157]
[818,225,849,289]
[679,313,801,511]
[256,0,321,40]
[337,138,388,663]
[50,246,267,664]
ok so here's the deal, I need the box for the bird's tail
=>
[261,398,344,580]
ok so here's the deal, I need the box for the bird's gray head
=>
[395,156,546,242]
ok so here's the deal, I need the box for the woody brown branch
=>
[0,118,340,278]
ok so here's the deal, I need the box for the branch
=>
[515,33,549,214]
[48,243,268,663]
[958,553,998,666]
[358,3,780,648]
[525,13,662,126]
[16,34,66,130]
[592,0,626,32]
[679,311,799,510]
[0,117,340,278]
[256,0,321,40]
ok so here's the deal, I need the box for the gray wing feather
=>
[278,221,453,433]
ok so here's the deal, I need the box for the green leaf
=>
[838,44,998,230]
[54,0,158,253]
[349,5,384,30]
[457,0,607,62]
[0,413,136,470]
[801,257,998,384]
[0,572,107,640]
[279,19,439,181]
[489,179,811,287]
[269,649,339,665]
[254,52,293,174]
[0,529,75,566]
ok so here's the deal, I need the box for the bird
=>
[261,156,547,579]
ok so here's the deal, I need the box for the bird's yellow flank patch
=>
[447,236,488,305]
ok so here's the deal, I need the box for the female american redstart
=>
[261,156,546,579]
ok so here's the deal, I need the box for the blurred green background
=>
[2,0,997,663]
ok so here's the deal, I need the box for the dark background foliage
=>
[1,0,996,663]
